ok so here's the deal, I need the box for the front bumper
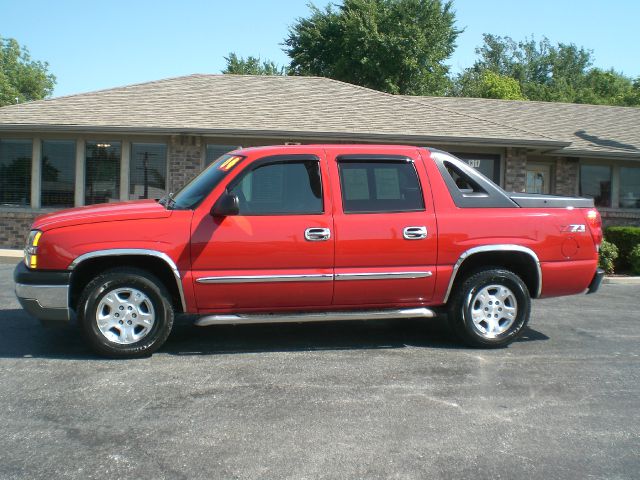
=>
[587,268,605,294]
[14,262,72,324]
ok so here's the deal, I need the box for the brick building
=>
[0,74,638,248]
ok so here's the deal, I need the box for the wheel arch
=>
[68,249,186,314]
[444,245,542,303]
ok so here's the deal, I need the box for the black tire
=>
[447,267,531,348]
[77,267,174,358]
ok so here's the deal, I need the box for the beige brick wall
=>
[0,210,40,248]
[168,135,203,194]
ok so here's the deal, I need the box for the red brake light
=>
[585,209,603,248]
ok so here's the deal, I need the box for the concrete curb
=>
[603,276,640,285]
[0,249,22,258]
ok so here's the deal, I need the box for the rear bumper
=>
[587,268,605,294]
[14,262,71,324]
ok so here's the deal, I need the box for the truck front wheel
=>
[77,268,174,358]
[448,268,531,348]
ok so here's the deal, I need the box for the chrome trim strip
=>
[196,274,333,284]
[69,249,187,312]
[335,271,432,281]
[195,307,436,326]
[443,244,542,303]
[15,283,69,310]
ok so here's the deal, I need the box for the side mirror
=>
[211,191,240,217]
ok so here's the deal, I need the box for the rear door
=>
[328,147,437,306]
[190,151,334,311]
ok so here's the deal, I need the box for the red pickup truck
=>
[15,145,604,357]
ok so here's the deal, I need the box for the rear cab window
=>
[337,156,425,213]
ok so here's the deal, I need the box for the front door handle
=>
[403,226,427,240]
[305,227,331,241]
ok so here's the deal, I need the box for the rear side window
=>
[338,160,425,213]
[228,159,323,215]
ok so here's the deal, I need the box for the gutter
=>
[0,124,570,150]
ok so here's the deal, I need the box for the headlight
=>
[24,230,42,269]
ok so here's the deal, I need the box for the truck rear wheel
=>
[77,268,174,358]
[448,267,531,348]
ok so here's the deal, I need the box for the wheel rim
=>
[468,284,518,338]
[95,287,155,345]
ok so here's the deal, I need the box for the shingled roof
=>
[408,96,640,159]
[0,74,563,149]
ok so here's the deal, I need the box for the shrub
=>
[604,226,640,271]
[630,244,640,275]
[598,239,619,274]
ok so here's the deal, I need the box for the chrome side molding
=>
[196,274,333,284]
[194,307,436,326]
[196,271,432,284]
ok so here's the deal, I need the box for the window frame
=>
[225,154,325,216]
[0,138,33,208]
[336,155,426,214]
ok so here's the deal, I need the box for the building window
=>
[0,139,32,207]
[580,165,611,207]
[452,153,501,184]
[205,144,240,166]
[130,143,167,200]
[526,163,552,194]
[619,166,640,209]
[85,141,121,205]
[41,140,75,208]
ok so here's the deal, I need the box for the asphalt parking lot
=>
[0,262,638,480]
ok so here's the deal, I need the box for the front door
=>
[327,148,438,306]
[190,153,334,311]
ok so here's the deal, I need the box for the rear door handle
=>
[305,227,331,241]
[403,226,427,240]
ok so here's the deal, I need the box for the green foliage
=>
[223,53,287,75]
[629,244,640,275]
[456,70,525,100]
[605,226,640,271]
[0,36,55,106]
[454,34,640,106]
[283,0,461,96]
[598,239,619,274]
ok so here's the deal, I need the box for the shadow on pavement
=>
[0,309,549,359]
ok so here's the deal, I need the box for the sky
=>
[1,0,639,98]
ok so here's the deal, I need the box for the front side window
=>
[580,164,611,207]
[41,140,75,208]
[228,159,323,215]
[130,143,167,200]
[339,160,424,213]
[85,141,121,205]
[0,139,32,207]
[619,166,640,209]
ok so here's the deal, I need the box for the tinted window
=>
[228,160,323,215]
[41,140,75,208]
[339,161,424,213]
[85,141,120,205]
[580,164,611,207]
[130,143,167,200]
[0,139,32,207]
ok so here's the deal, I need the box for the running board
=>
[194,307,436,327]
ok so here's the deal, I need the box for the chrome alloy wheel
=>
[468,284,518,338]
[95,287,155,344]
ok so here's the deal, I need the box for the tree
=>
[223,53,287,75]
[455,70,525,100]
[0,36,55,106]
[283,0,461,96]
[454,34,639,106]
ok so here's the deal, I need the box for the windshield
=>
[170,154,245,209]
